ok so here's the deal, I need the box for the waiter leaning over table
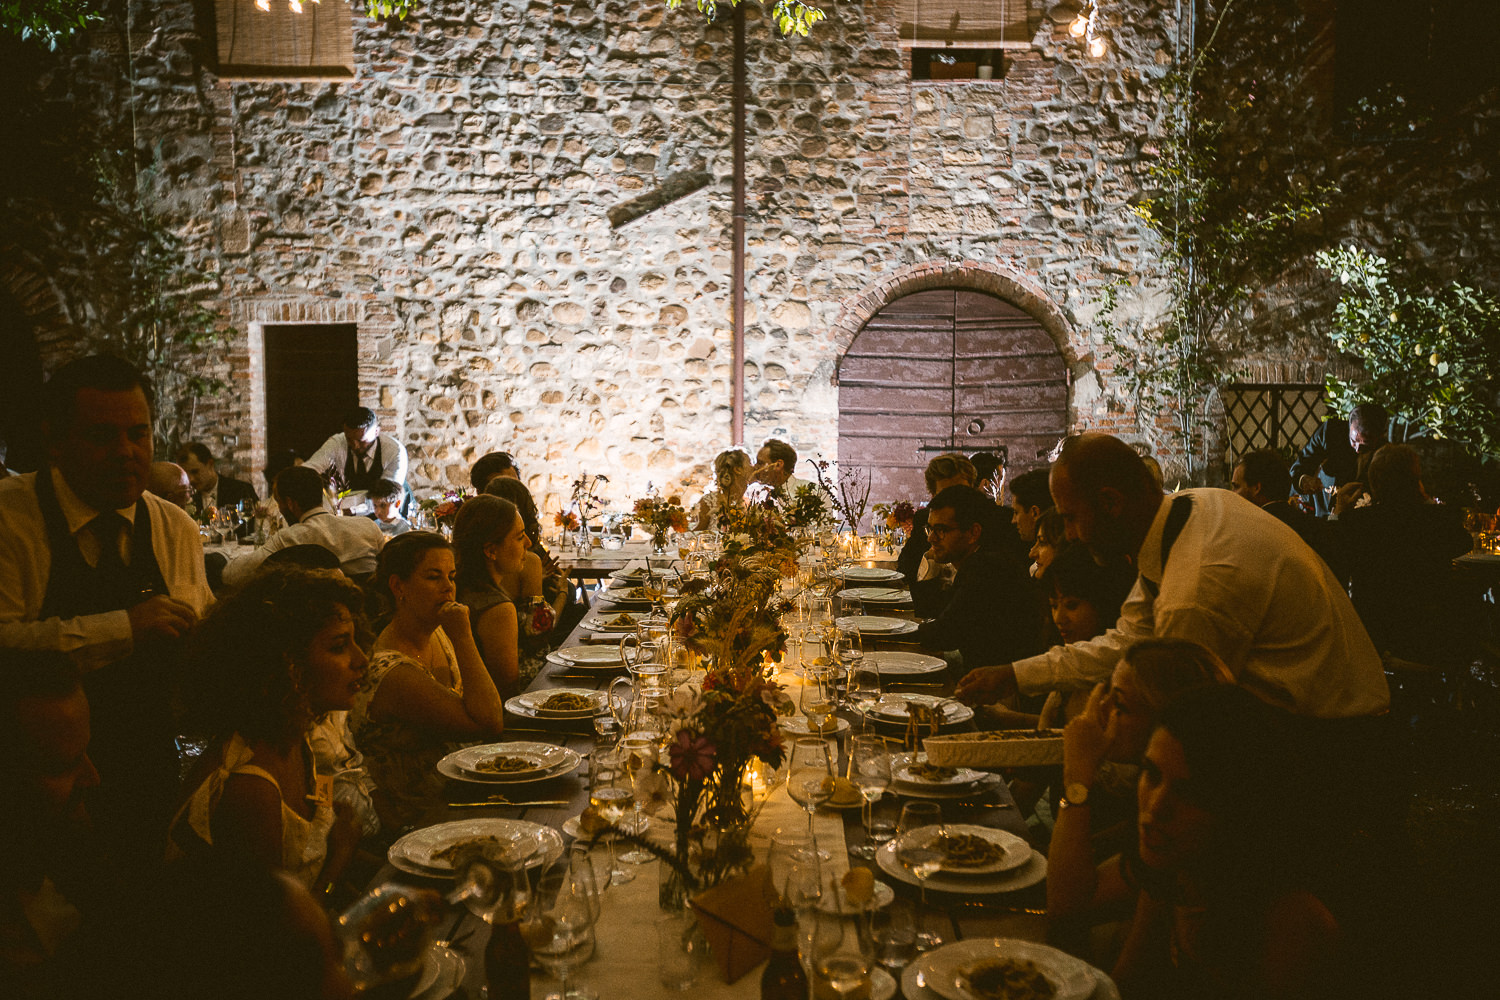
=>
[0,355,212,868]
[305,404,409,495]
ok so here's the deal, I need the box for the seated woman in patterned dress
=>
[170,566,368,891]
[452,494,536,694]
[348,532,505,831]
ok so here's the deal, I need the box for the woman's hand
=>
[436,600,471,636]
[1063,682,1114,789]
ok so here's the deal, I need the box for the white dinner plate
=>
[874,840,1047,895]
[560,811,656,843]
[837,587,912,603]
[409,944,465,999]
[505,693,605,722]
[892,771,1002,801]
[892,823,1032,876]
[438,742,581,784]
[778,715,851,737]
[868,651,948,675]
[581,612,642,632]
[842,567,905,583]
[836,615,918,635]
[388,819,564,877]
[891,754,989,790]
[916,938,1096,1000]
[817,879,896,914]
[512,688,606,719]
[869,694,973,725]
[556,644,628,666]
[903,958,1121,1000]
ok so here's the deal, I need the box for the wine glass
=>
[785,737,834,841]
[799,668,839,736]
[896,802,944,948]
[809,909,875,1000]
[848,735,891,860]
[617,736,659,865]
[336,884,445,991]
[765,829,821,911]
[588,750,634,886]
[523,854,600,1000]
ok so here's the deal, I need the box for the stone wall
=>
[7,0,1497,502]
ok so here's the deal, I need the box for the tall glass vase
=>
[574,520,592,558]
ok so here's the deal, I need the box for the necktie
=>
[86,511,134,605]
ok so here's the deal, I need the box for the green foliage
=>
[364,0,415,19]
[0,0,100,48]
[1099,5,1329,480]
[1318,246,1500,458]
[80,152,233,458]
[666,0,828,37]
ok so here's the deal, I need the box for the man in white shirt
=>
[955,433,1390,719]
[305,405,408,494]
[745,437,825,514]
[223,465,384,586]
[0,355,211,864]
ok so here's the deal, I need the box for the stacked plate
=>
[875,824,1046,895]
[867,651,946,676]
[388,818,565,878]
[865,694,974,728]
[437,740,583,785]
[836,586,912,605]
[902,938,1114,1000]
[841,566,905,584]
[505,687,607,720]
[835,615,918,636]
[597,583,678,606]
[890,752,989,798]
[547,645,627,670]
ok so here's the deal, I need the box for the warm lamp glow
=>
[288,0,303,12]
[1087,34,1108,57]
[254,0,270,11]
[1068,13,1088,37]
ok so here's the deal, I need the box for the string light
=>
[1056,1,1110,60]
[252,0,321,10]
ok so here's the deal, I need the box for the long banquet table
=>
[365,568,1060,999]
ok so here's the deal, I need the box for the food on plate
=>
[933,832,1004,869]
[539,691,596,712]
[922,730,1065,769]
[430,835,509,867]
[577,806,608,837]
[604,614,635,628]
[841,867,874,906]
[473,755,540,774]
[904,761,959,782]
[960,957,1056,1000]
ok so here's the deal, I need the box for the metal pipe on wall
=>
[732,5,747,447]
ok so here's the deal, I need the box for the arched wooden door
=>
[837,288,1068,506]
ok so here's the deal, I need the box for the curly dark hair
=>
[184,566,367,747]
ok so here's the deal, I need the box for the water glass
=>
[871,898,917,971]
[848,735,891,860]
[656,912,708,991]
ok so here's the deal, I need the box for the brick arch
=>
[828,260,1080,367]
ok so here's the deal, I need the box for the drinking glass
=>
[764,829,821,910]
[336,884,445,990]
[799,669,839,736]
[656,911,708,990]
[847,735,891,860]
[523,855,600,1000]
[785,737,834,841]
[809,909,875,1000]
[870,898,917,971]
[895,802,944,948]
[805,594,833,628]
[588,750,634,885]
[837,594,864,620]
[617,736,659,865]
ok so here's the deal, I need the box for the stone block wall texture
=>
[9,0,1499,501]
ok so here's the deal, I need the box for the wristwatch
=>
[1059,782,1091,809]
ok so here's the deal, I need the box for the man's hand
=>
[127,595,198,642]
[1295,474,1321,496]
[954,663,1017,705]
[1333,481,1365,516]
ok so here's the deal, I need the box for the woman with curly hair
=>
[169,566,368,889]
[348,531,504,830]
[694,448,752,530]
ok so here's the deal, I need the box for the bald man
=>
[146,462,192,511]
[955,433,1389,719]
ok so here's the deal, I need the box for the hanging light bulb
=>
[1087,32,1108,58]
[254,0,270,11]
[288,0,303,11]
[1068,13,1089,37]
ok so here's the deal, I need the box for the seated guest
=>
[1008,467,1054,543]
[695,448,752,530]
[912,485,1044,668]
[956,433,1389,719]
[1047,639,1232,934]
[0,651,102,996]
[897,453,978,586]
[1028,507,1065,579]
[969,451,1005,501]
[470,450,519,491]
[367,479,412,537]
[178,442,259,517]
[170,567,366,891]
[451,495,534,694]
[349,532,505,830]
[747,437,813,502]
[147,462,193,511]
[1105,686,1341,998]
[1337,444,1474,670]
[264,544,343,573]
[306,406,408,495]
[483,477,572,637]
[1231,448,1341,577]
[224,466,385,587]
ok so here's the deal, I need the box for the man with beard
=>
[954,433,1389,719]
[0,651,102,994]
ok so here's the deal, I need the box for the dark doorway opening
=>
[262,324,359,464]
[0,291,47,473]
[837,288,1068,508]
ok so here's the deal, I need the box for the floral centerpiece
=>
[628,487,690,555]
[810,459,872,534]
[562,473,610,552]
[416,488,470,532]
[873,499,917,548]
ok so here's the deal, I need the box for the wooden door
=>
[263,324,359,463]
[837,289,1067,510]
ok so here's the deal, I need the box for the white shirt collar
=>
[50,467,137,534]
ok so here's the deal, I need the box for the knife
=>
[449,799,571,809]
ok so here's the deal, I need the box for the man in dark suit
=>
[1290,402,1388,516]
[1231,448,1343,578]
[177,442,258,519]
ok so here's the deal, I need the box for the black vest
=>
[344,437,385,493]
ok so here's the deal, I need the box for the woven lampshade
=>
[896,0,1030,48]
[214,0,354,77]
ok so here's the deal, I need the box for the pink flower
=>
[668,731,717,782]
